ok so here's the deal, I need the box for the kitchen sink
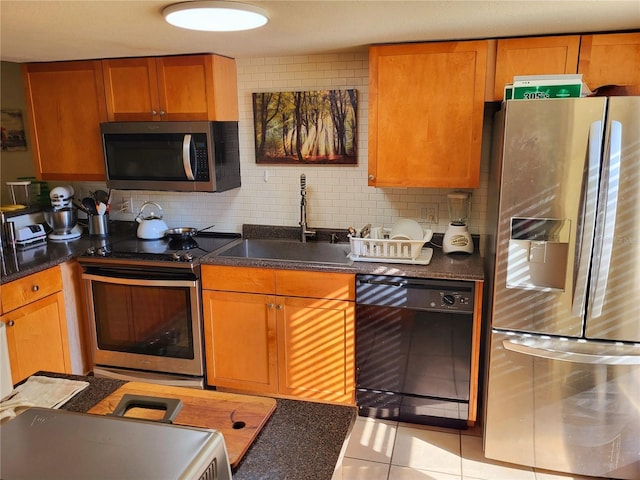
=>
[216,239,352,265]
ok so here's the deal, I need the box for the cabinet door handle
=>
[7,320,14,327]
[368,174,375,181]
[276,304,283,310]
[32,284,39,292]
[267,303,275,309]
[159,110,165,116]
[151,110,158,116]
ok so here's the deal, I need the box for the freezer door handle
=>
[571,121,603,317]
[589,120,622,318]
[502,338,640,365]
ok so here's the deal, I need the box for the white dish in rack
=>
[390,219,424,241]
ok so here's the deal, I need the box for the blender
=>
[443,191,473,254]
[43,185,82,241]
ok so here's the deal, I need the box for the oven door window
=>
[92,281,195,359]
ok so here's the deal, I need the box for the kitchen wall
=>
[2,53,492,255]
[0,61,37,205]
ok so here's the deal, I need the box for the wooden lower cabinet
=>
[203,290,278,394]
[202,266,355,405]
[1,291,71,384]
[277,296,354,402]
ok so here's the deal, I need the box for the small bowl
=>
[390,219,424,241]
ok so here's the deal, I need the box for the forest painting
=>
[253,89,357,165]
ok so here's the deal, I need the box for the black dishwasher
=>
[355,275,474,428]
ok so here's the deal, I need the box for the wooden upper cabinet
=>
[579,32,640,93]
[22,61,108,181]
[102,54,239,121]
[491,35,580,101]
[368,41,488,188]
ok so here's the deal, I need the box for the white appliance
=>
[0,322,14,400]
[46,185,82,241]
[484,97,640,479]
[442,191,473,254]
[14,223,47,245]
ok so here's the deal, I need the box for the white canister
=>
[0,322,14,400]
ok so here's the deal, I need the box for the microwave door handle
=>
[182,134,195,180]
[571,121,603,317]
[589,120,622,318]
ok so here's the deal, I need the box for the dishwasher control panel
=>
[356,275,474,314]
[429,290,473,312]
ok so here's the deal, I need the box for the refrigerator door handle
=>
[571,121,603,317]
[590,120,622,318]
[502,338,640,365]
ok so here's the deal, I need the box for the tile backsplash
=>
[70,52,491,255]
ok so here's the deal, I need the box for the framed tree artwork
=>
[253,89,357,165]
[1,109,27,151]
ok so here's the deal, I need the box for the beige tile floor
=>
[332,416,613,480]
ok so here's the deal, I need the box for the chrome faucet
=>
[299,174,315,242]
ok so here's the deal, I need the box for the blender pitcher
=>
[443,191,473,254]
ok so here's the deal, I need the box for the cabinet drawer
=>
[2,267,63,313]
[276,270,355,301]
[202,265,275,293]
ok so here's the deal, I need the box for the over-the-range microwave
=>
[100,121,241,192]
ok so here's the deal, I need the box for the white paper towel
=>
[0,375,89,421]
[0,323,13,401]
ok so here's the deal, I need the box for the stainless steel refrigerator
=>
[484,97,640,479]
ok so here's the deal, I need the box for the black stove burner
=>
[168,236,199,250]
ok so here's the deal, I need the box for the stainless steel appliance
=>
[101,121,241,192]
[356,275,475,428]
[0,407,232,480]
[79,231,239,387]
[484,97,640,479]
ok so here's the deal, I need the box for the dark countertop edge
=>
[1,222,485,284]
[33,371,358,480]
[201,252,485,281]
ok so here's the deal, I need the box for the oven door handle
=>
[83,273,197,288]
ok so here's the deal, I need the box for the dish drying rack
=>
[348,229,434,265]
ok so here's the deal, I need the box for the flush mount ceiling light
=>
[163,1,269,32]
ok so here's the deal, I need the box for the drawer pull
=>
[32,284,40,292]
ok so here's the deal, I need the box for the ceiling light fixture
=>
[163,1,269,32]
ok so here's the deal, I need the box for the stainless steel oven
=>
[79,229,239,388]
[82,264,204,387]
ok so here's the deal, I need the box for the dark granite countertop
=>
[202,224,485,282]
[0,221,136,284]
[42,372,356,480]
[1,221,484,284]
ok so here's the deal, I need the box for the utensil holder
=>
[89,214,109,236]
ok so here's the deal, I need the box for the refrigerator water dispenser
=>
[506,217,570,291]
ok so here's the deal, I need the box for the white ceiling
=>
[1,0,639,63]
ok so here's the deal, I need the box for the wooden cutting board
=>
[88,382,276,468]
